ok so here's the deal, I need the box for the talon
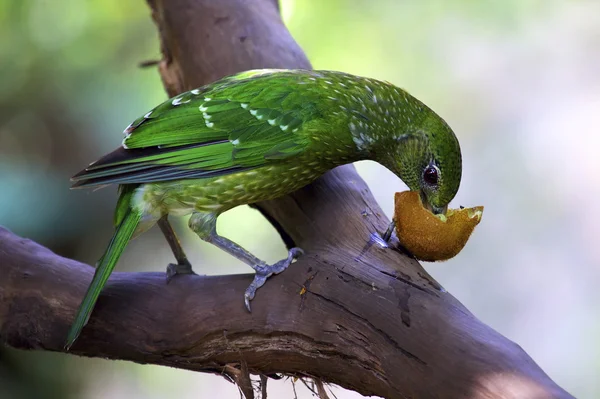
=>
[244,274,267,312]
[369,232,389,249]
[289,247,304,259]
[165,261,196,284]
[381,220,396,243]
[244,293,252,312]
[243,247,304,311]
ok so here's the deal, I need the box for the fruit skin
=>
[394,191,483,262]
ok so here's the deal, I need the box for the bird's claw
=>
[244,247,304,312]
[369,232,389,249]
[381,220,396,243]
[165,260,196,284]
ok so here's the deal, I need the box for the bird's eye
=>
[423,166,439,186]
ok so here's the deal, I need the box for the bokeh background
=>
[1,0,599,398]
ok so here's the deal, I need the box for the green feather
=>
[67,68,464,352]
[72,69,462,207]
[65,189,141,349]
[72,71,331,188]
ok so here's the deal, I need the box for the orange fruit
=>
[394,191,483,262]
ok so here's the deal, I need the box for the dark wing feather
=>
[71,142,248,187]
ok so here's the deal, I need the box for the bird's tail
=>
[65,186,141,350]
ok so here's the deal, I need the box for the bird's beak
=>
[432,204,448,215]
[420,191,447,215]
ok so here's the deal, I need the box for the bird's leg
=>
[189,212,303,311]
[158,215,195,282]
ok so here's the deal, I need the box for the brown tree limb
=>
[0,0,573,398]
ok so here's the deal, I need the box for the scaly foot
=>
[165,259,196,283]
[381,219,396,244]
[244,247,304,311]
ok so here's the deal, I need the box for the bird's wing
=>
[71,70,325,188]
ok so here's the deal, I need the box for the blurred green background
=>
[1,0,599,398]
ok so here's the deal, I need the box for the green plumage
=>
[66,186,140,349]
[66,69,462,348]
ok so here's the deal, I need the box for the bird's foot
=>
[355,220,416,261]
[381,220,396,244]
[359,220,395,254]
[244,247,304,312]
[369,232,389,249]
[165,259,196,283]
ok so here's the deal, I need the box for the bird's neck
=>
[338,79,433,160]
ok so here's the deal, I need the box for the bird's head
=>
[383,112,462,215]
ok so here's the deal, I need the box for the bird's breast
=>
[133,160,331,216]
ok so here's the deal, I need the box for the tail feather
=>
[65,191,141,350]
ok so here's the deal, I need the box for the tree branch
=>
[0,0,573,398]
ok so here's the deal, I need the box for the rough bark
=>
[0,0,574,398]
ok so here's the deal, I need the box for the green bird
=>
[66,69,462,349]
